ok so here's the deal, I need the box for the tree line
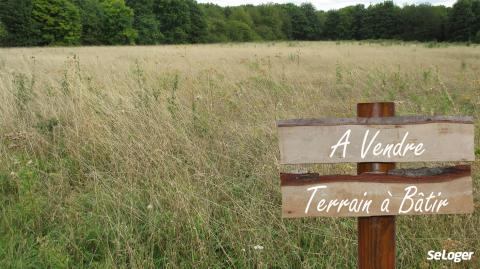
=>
[0,0,479,47]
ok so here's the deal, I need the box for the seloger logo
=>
[427,250,474,263]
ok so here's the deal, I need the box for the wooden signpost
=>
[277,102,475,269]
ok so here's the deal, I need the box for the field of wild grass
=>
[0,41,479,268]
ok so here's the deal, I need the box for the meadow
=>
[0,41,479,268]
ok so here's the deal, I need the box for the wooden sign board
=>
[281,165,473,218]
[278,116,474,164]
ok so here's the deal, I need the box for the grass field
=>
[0,41,479,268]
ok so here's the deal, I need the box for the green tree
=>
[283,4,308,40]
[361,1,401,39]
[228,7,254,27]
[324,10,342,40]
[154,0,207,44]
[73,0,136,45]
[0,21,6,41]
[449,0,475,41]
[202,3,228,42]
[100,0,137,44]
[73,0,104,44]
[0,0,40,46]
[224,6,258,41]
[324,7,364,40]
[3,0,479,46]
[256,4,286,40]
[471,0,480,42]
[31,0,81,45]
[244,4,285,40]
[276,4,293,39]
[300,3,322,40]
[126,0,163,44]
[281,3,323,40]
[400,4,448,41]
[347,5,366,40]
[225,20,258,41]
[188,1,207,43]
[154,0,189,43]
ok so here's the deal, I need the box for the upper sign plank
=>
[277,116,474,164]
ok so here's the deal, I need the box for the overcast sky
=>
[196,0,456,10]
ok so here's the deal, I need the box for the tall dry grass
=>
[0,41,479,268]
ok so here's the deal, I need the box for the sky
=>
[196,0,456,11]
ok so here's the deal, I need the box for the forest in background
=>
[0,0,480,47]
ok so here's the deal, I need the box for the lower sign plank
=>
[281,165,473,218]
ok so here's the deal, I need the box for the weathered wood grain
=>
[281,165,471,185]
[357,102,396,269]
[277,115,473,127]
[281,165,474,218]
[277,116,474,164]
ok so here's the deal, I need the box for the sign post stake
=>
[278,102,474,266]
[357,102,396,269]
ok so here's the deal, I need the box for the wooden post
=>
[277,102,474,265]
[357,102,396,269]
